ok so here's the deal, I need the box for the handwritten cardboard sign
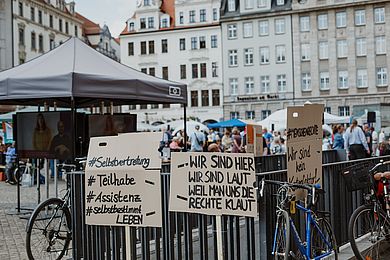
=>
[246,124,263,156]
[85,132,162,227]
[286,104,323,186]
[169,152,257,217]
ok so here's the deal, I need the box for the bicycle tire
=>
[348,203,390,260]
[273,210,290,260]
[13,166,24,184]
[26,198,72,260]
[311,217,338,259]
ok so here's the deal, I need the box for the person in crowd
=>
[208,142,222,152]
[262,128,273,154]
[231,128,243,153]
[207,129,219,145]
[169,137,182,152]
[221,130,233,152]
[33,113,52,151]
[49,121,72,161]
[344,119,370,160]
[270,137,282,154]
[332,125,345,150]
[363,124,373,157]
[379,129,385,145]
[189,125,205,152]
[5,142,16,185]
[279,137,286,153]
[380,137,390,156]
[371,126,378,156]
[322,137,331,151]
[0,136,6,166]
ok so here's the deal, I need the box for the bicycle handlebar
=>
[369,160,390,175]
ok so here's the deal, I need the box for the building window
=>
[319,41,329,60]
[180,38,185,50]
[211,35,217,48]
[191,37,197,49]
[200,63,207,78]
[65,22,69,34]
[200,9,206,22]
[376,36,386,54]
[302,73,311,91]
[245,0,254,9]
[276,45,286,63]
[202,90,209,106]
[149,67,155,76]
[179,12,184,24]
[141,68,147,74]
[180,64,186,79]
[317,14,328,30]
[150,104,159,109]
[19,28,25,46]
[243,22,253,38]
[128,42,134,56]
[337,40,347,58]
[275,19,285,34]
[140,18,146,29]
[162,66,169,80]
[75,26,78,37]
[276,0,284,5]
[324,107,331,114]
[191,91,198,107]
[258,0,266,7]
[230,112,239,119]
[140,104,147,109]
[144,0,150,5]
[38,34,43,52]
[245,77,254,94]
[355,10,366,26]
[148,41,155,54]
[259,20,269,36]
[228,0,236,12]
[244,48,254,65]
[189,10,196,23]
[246,111,255,120]
[260,75,270,93]
[19,2,23,16]
[49,15,53,28]
[356,38,366,56]
[31,32,36,50]
[230,78,238,95]
[140,41,147,54]
[375,7,385,23]
[212,62,218,77]
[148,17,154,28]
[300,16,310,32]
[357,69,368,88]
[213,8,218,21]
[277,74,287,92]
[228,24,237,39]
[192,64,198,78]
[161,18,168,28]
[161,39,168,53]
[50,38,55,50]
[59,19,63,32]
[377,67,388,86]
[228,50,238,66]
[338,106,350,116]
[336,11,347,28]
[338,71,348,89]
[129,22,135,31]
[38,10,42,24]
[261,110,271,120]
[260,47,270,64]
[301,43,310,61]
[319,72,330,90]
[212,90,220,106]
[30,7,35,21]
[199,36,206,49]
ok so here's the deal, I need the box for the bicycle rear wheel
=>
[348,204,390,260]
[311,217,338,259]
[26,198,72,260]
[273,210,290,260]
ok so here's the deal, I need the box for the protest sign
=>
[85,132,162,227]
[169,152,257,217]
[246,124,263,156]
[286,104,323,186]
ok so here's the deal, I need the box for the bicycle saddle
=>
[374,171,390,181]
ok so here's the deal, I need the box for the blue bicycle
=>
[260,179,338,259]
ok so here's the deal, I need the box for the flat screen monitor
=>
[88,114,136,138]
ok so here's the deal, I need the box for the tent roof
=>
[208,118,246,128]
[0,37,187,107]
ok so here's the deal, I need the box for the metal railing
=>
[68,151,390,259]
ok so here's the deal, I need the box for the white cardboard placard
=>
[169,152,257,217]
[85,132,162,227]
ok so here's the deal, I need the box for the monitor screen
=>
[88,114,136,138]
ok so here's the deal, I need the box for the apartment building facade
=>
[0,0,13,71]
[120,0,223,125]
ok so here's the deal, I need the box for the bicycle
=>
[346,160,390,260]
[25,162,81,260]
[260,179,338,260]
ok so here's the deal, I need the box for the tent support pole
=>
[184,104,187,151]
[71,98,76,161]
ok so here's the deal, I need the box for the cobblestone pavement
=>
[0,178,67,260]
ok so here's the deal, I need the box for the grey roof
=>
[0,37,187,107]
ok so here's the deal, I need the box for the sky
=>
[73,0,136,38]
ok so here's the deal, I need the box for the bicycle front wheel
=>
[26,198,72,260]
[273,210,290,260]
[348,204,390,260]
[311,217,338,259]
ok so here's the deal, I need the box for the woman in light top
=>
[32,113,52,151]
